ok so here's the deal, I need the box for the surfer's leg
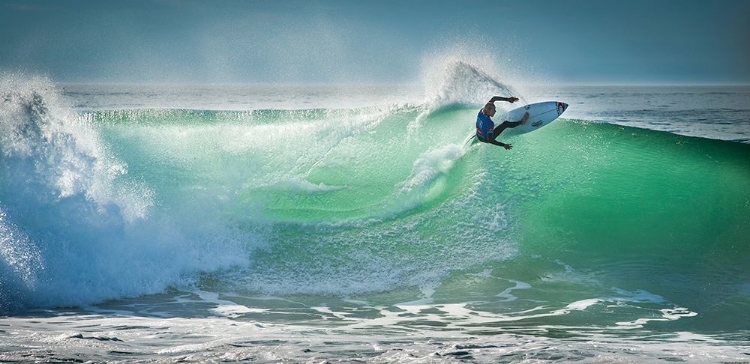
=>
[493,112,529,135]
[493,121,520,135]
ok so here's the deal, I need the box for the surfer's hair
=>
[483,103,496,114]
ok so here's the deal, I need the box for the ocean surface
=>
[1,65,749,362]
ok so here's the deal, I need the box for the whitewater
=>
[1,63,749,362]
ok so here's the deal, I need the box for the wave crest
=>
[0,75,152,221]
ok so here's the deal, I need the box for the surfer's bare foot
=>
[519,112,529,125]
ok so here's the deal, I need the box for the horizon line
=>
[57,81,750,87]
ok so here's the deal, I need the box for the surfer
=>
[476,96,529,150]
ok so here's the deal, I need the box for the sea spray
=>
[0,76,251,311]
[410,45,525,136]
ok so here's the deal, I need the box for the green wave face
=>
[97,106,750,287]
[4,96,749,331]
[504,120,750,332]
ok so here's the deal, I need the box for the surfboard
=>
[499,101,568,135]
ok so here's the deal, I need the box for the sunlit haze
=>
[1,0,749,85]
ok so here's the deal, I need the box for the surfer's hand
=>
[503,143,513,150]
[507,97,519,103]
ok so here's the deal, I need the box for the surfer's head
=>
[483,102,496,117]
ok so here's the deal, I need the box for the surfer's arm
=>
[489,96,519,104]
[496,141,512,150]
[485,138,512,150]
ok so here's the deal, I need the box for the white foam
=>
[0,75,254,310]
[0,207,43,291]
[0,75,153,222]
[566,298,601,311]
[2,312,745,363]
[615,307,698,328]
[274,177,346,193]
[397,143,464,196]
[496,280,532,302]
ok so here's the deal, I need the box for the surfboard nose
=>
[556,102,568,115]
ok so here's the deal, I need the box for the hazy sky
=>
[1,0,748,84]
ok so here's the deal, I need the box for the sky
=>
[1,0,749,85]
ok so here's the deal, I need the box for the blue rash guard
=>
[476,110,494,141]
